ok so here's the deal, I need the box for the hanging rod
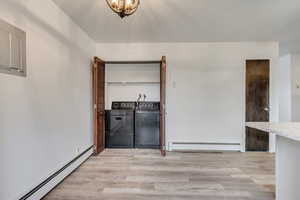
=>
[105,60,161,64]
[107,81,160,85]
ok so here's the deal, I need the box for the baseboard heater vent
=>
[19,145,94,200]
[168,142,241,152]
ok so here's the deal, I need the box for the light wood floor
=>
[43,149,275,200]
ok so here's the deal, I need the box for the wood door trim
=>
[160,56,167,156]
[94,56,105,64]
[92,56,166,156]
[93,57,105,155]
[92,59,99,154]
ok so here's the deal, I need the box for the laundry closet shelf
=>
[106,81,160,85]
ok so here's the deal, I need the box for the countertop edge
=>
[246,122,300,142]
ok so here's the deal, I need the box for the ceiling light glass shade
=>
[106,0,140,18]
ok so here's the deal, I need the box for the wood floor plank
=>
[43,149,275,200]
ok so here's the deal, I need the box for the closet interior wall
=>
[105,63,161,109]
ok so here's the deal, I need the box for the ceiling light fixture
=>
[106,0,140,18]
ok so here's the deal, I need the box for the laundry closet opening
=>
[92,57,166,156]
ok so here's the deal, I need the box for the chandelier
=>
[106,0,140,18]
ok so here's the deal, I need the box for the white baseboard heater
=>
[19,146,94,200]
[168,142,241,152]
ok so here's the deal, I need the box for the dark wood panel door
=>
[93,57,105,155]
[160,56,167,156]
[246,60,270,152]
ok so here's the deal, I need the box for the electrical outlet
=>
[76,147,80,154]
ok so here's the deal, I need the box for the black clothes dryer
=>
[135,102,160,149]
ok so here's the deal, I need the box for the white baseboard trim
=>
[20,146,94,200]
[168,142,241,152]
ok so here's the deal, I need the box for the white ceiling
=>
[52,0,300,54]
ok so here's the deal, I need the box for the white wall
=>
[96,42,279,152]
[279,55,292,122]
[105,63,160,109]
[279,54,300,122]
[0,1,95,199]
[291,54,300,121]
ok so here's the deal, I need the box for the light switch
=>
[172,81,176,88]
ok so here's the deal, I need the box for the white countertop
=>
[246,122,300,142]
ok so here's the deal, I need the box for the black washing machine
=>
[105,102,136,148]
[135,102,160,149]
